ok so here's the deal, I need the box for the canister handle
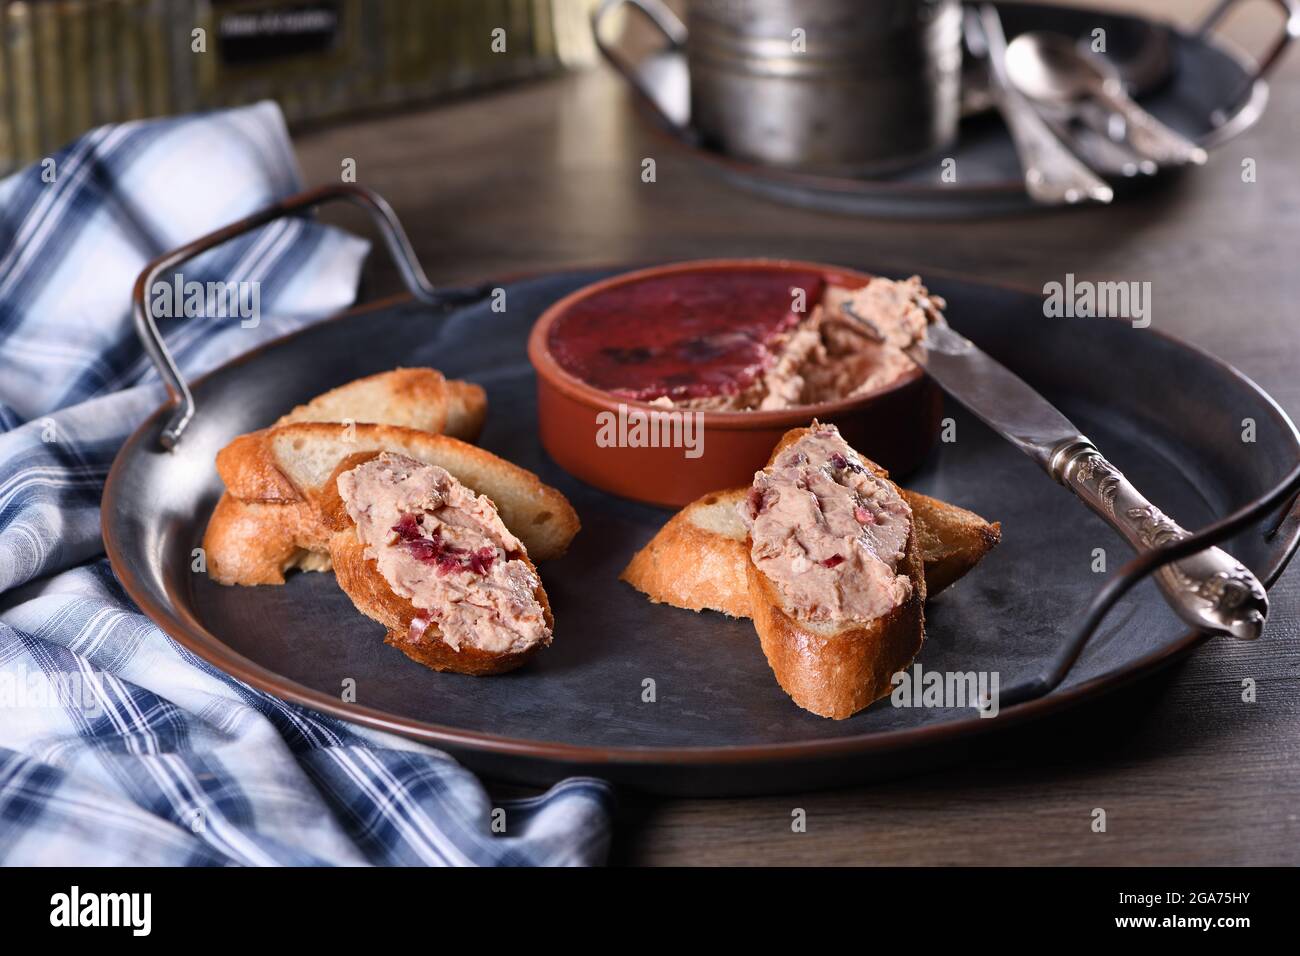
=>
[591,0,692,132]
[131,183,483,450]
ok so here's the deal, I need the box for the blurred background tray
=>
[608,0,1291,217]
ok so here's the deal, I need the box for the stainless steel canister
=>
[687,0,962,172]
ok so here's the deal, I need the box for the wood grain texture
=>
[293,0,1300,864]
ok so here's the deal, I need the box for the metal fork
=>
[966,5,1113,205]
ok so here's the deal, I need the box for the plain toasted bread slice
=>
[743,426,927,719]
[216,422,578,561]
[274,367,486,441]
[204,494,334,586]
[620,488,752,617]
[321,451,554,676]
[621,486,999,617]
[905,490,1002,595]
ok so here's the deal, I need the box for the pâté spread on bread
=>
[337,453,551,657]
[739,425,913,623]
[546,267,943,410]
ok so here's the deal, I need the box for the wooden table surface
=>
[294,2,1300,865]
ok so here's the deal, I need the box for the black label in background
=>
[216,2,341,65]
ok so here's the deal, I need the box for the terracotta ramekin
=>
[527,258,942,507]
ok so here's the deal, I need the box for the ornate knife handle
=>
[1049,438,1268,641]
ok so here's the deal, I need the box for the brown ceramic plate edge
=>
[100,264,1300,778]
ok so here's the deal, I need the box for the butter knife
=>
[909,315,1268,641]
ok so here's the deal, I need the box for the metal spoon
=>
[1005,31,1207,167]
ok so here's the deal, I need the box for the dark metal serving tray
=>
[103,234,1300,795]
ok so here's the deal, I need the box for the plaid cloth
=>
[0,102,613,866]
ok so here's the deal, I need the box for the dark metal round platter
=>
[102,266,1300,795]
[608,0,1292,218]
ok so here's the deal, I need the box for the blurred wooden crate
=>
[0,0,601,173]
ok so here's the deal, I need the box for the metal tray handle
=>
[591,0,690,133]
[1002,455,1300,706]
[132,183,480,451]
[1197,0,1300,85]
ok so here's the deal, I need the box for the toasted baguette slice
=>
[205,368,488,587]
[621,486,999,616]
[905,490,1002,595]
[327,529,553,677]
[620,488,751,617]
[204,494,333,586]
[215,423,579,561]
[323,451,554,676]
[744,426,926,719]
[746,537,925,719]
[275,367,486,441]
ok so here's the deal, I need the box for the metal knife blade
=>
[905,319,1268,641]
[908,322,1084,468]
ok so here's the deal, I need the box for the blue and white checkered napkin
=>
[0,102,612,866]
